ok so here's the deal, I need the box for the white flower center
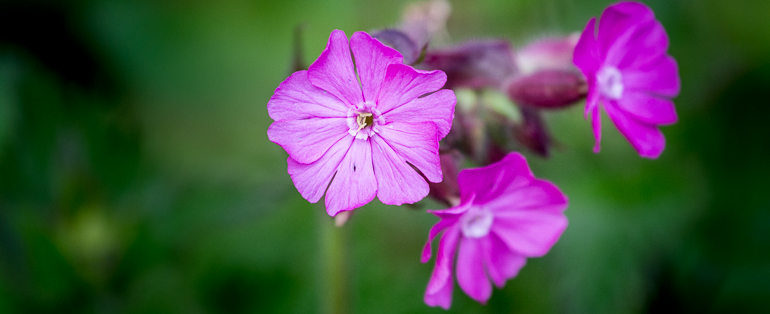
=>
[460,208,494,238]
[597,66,623,100]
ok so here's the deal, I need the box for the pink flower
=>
[515,34,580,75]
[573,1,680,158]
[267,30,456,217]
[421,153,568,309]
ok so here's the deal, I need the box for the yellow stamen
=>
[356,112,373,131]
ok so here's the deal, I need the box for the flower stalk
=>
[319,209,350,314]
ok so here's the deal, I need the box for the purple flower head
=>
[573,1,680,158]
[267,30,456,217]
[421,153,568,309]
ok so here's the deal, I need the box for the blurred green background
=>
[1,0,769,313]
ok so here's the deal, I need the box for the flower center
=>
[347,104,382,140]
[597,66,623,100]
[460,208,494,238]
[356,112,374,131]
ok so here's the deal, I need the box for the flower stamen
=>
[597,66,623,100]
[460,208,494,238]
[356,112,374,131]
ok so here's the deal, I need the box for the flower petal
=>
[286,136,354,203]
[371,29,421,65]
[383,89,456,139]
[457,153,532,205]
[491,208,568,257]
[267,118,349,164]
[584,82,599,119]
[614,20,669,70]
[308,30,364,107]
[422,216,459,263]
[425,225,460,310]
[488,179,569,215]
[573,17,600,77]
[349,31,404,103]
[324,139,377,216]
[371,135,429,206]
[428,197,475,219]
[424,270,454,310]
[591,102,603,153]
[616,91,677,125]
[267,70,349,121]
[456,237,492,304]
[376,121,442,183]
[482,176,567,257]
[605,101,666,159]
[598,1,655,57]
[623,55,680,97]
[377,63,447,114]
[482,234,527,288]
[604,19,669,73]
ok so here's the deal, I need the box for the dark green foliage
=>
[0,0,768,313]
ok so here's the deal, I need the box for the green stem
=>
[319,210,349,314]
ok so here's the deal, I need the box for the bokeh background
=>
[1,0,769,313]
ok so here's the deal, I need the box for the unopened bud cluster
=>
[361,19,587,206]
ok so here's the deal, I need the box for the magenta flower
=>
[421,153,568,309]
[267,30,456,217]
[573,1,680,158]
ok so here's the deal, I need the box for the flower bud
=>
[505,69,587,109]
[515,34,579,75]
[400,0,451,47]
[428,150,462,207]
[372,29,421,65]
[442,90,488,162]
[421,40,516,90]
[484,141,508,165]
[513,107,551,157]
